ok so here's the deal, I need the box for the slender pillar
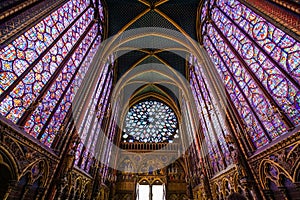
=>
[150,184,153,200]
[263,189,275,200]
[3,180,17,200]
[20,184,32,200]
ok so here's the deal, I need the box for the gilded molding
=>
[0,0,39,21]
[247,129,300,196]
[0,0,67,45]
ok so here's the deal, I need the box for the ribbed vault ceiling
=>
[105,0,200,87]
[106,0,199,106]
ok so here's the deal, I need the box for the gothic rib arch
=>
[0,146,18,181]
[259,159,294,189]
[19,158,49,187]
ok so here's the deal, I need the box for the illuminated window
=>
[189,55,232,174]
[0,0,110,174]
[200,0,300,148]
[152,185,165,200]
[136,182,165,200]
[137,184,150,200]
[123,100,179,143]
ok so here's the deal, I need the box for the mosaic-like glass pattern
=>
[0,0,109,170]
[40,36,102,147]
[79,65,110,145]
[105,113,118,163]
[191,80,220,173]
[211,7,300,125]
[204,34,269,148]
[217,0,300,84]
[200,0,208,24]
[195,56,231,161]
[190,55,232,173]
[89,80,112,155]
[0,0,90,95]
[200,0,300,148]
[24,24,98,138]
[81,150,88,169]
[123,100,179,143]
[87,76,112,153]
[0,8,94,124]
[208,24,288,137]
[75,142,84,166]
[74,61,113,171]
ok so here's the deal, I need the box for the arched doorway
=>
[136,179,165,200]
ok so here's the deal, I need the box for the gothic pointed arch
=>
[0,147,18,200]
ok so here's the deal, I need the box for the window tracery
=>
[0,0,107,152]
[200,0,300,148]
[122,100,179,143]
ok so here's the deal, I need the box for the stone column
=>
[56,186,64,200]
[35,187,45,200]
[240,178,254,200]
[278,186,290,200]
[150,184,153,200]
[3,180,17,200]
[263,189,275,200]
[20,184,32,200]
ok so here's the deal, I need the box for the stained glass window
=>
[0,0,90,95]
[0,0,106,151]
[74,59,113,171]
[25,24,98,139]
[122,100,179,143]
[189,55,232,174]
[39,34,102,147]
[216,0,300,84]
[200,0,300,149]
[0,8,94,124]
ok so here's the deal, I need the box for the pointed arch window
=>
[189,55,232,174]
[0,0,106,149]
[74,60,114,171]
[136,180,166,200]
[200,0,300,149]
